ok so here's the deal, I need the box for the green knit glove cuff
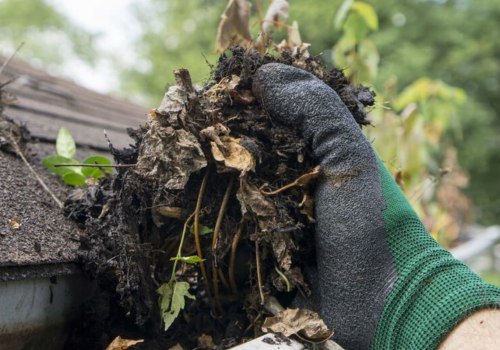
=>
[372,159,500,350]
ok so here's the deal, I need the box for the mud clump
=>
[68,47,375,349]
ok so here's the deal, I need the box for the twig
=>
[193,169,213,300]
[212,176,234,249]
[211,263,223,315]
[211,176,234,313]
[54,163,136,168]
[229,223,243,296]
[8,133,63,208]
[243,312,263,335]
[261,180,298,196]
[261,166,320,196]
[0,42,24,75]
[255,240,265,305]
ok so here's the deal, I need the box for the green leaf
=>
[351,2,378,30]
[56,127,76,158]
[42,155,79,176]
[343,12,369,42]
[157,281,195,331]
[81,155,113,179]
[62,172,86,186]
[189,224,213,236]
[170,255,205,264]
[334,0,354,29]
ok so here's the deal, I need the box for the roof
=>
[0,139,80,267]
[1,56,148,149]
[0,56,147,268]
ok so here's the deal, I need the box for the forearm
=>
[438,309,500,349]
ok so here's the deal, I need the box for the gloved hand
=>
[252,63,500,350]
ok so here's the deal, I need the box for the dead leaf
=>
[287,20,302,47]
[230,89,255,105]
[262,0,289,33]
[215,0,252,53]
[262,308,333,343]
[200,123,231,153]
[135,69,207,190]
[210,136,255,174]
[8,216,21,230]
[135,122,207,190]
[320,340,347,350]
[255,0,289,51]
[168,344,184,350]
[270,231,295,271]
[155,206,182,219]
[237,178,297,271]
[197,334,214,349]
[155,69,197,130]
[106,336,144,350]
[227,74,240,90]
[237,177,277,222]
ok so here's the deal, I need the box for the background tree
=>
[125,0,500,225]
[0,0,96,68]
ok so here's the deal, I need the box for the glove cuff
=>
[372,159,500,349]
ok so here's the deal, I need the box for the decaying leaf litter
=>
[66,46,375,349]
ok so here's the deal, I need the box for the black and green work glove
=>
[252,63,500,350]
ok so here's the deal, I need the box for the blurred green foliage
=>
[332,1,468,242]
[0,0,96,66]
[1,0,499,225]
[124,0,500,225]
[121,0,226,99]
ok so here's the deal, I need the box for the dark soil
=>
[64,47,375,349]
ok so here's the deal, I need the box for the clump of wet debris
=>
[66,47,374,349]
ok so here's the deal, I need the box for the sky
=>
[47,0,139,93]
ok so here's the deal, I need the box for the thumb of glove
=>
[253,63,394,350]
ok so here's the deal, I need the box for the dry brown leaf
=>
[287,20,302,47]
[135,122,207,190]
[261,308,333,343]
[168,344,184,350]
[262,0,289,33]
[255,0,290,52]
[135,70,207,190]
[215,0,252,53]
[200,123,231,153]
[237,178,296,271]
[106,336,144,350]
[155,206,182,219]
[197,333,214,349]
[155,69,197,129]
[237,177,277,221]
[227,74,241,90]
[210,136,255,174]
[230,89,255,105]
[275,20,312,70]
[8,216,21,230]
